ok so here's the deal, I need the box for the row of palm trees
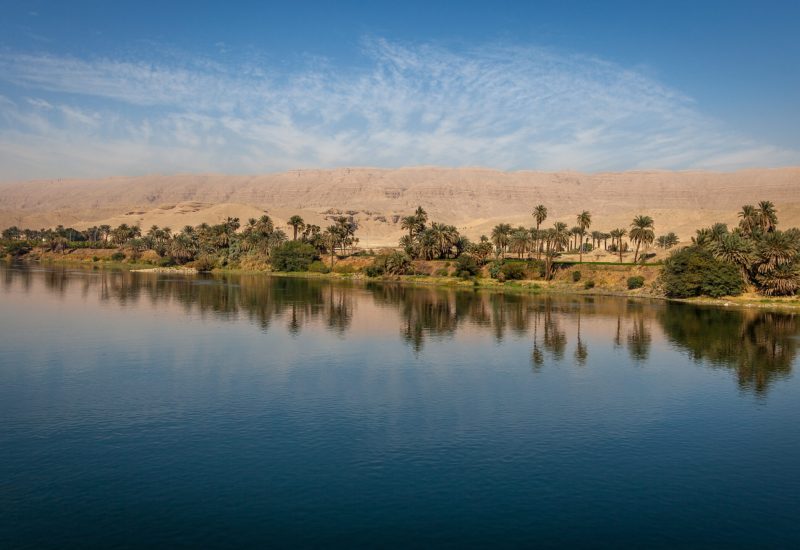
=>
[2,213,361,269]
[484,206,660,264]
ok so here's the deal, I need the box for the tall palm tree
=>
[570,226,582,251]
[532,205,548,259]
[758,200,778,232]
[491,223,512,256]
[738,204,759,236]
[629,215,655,263]
[509,227,532,259]
[611,228,627,263]
[551,222,570,252]
[577,211,591,262]
[287,215,305,240]
[400,215,418,239]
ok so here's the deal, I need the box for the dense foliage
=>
[661,246,744,298]
[270,241,318,272]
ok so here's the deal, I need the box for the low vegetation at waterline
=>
[2,201,800,298]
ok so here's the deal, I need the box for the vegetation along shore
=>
[3,201,800,306]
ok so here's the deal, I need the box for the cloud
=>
[0,37,796,180]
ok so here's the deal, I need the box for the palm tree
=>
[611,228,627,263]
[577,211,591,262]
[756,230,799,274]
[570,226,582,252]
[629,215,655,263]
[758,200,778,233]
[491,223,512,256]
[322,228,338,269]
[738,204,759,236]
[509,227,532,259]
[709,232,755,282]
[287,215,305,240]
[551,222,570,252]
[400,215,418,239]
[532,205,548,259]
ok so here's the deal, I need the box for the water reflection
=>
[660,304,798,395]
[2,264,798,395]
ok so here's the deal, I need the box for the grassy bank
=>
[8,248,800,310]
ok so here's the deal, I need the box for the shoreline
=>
[8,256,800,312]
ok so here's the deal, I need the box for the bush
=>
[110,251,126,262]
[660,245,744,298]
[308,260,331,274]
[627,276,645,290]
[3,241,32,258]
[364,259,385,277]
[92,256,100,262]
[384,251,411,275]
[271,241,317,272]
[488,261,503,279]
[455,254,481,279]
[500,262,527,281]
[572,270,582,282]
[157,256,176,267]
[435,268,449,277]
[193,256,215,272]
[584,279,596,289]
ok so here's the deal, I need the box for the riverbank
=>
[13,252,800,311]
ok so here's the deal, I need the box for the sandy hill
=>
[1,167,799,247]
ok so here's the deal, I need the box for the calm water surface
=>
[1,264,799,548]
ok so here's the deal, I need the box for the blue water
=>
[1,265,799,548]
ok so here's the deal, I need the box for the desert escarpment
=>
[1,167,798,247]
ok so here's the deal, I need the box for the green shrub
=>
[364,260,385,277]
[584,279,596,289]
[110,251,126,262]
[92,255,100,262]
[455,254,481,279]
[660,245,744,298]
[435,268,449,277]
[500,262,527,281]
[627,276,645,290]
[488,261,503,279]
[193,256,215,272]
[307,260,330,274]
[384,251,411,275]
[572,270,582,282]
[157,256,176,267]
[3,241,33,258]
[271,241,317,272]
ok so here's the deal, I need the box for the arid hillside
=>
[1,167,798,247]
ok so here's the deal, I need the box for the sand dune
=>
[1,167,798,247]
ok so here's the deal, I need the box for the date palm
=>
[709,232,755,282]
[532,204,548,259]
[576,210,591,262]
[738,204,759,236]
[287,215,305,240]
[400,215,418,239]
[509,227,532,259]
[758,200,778,233]
[491,223,512,256]
[611,228,627,263]
[629,215,655,263]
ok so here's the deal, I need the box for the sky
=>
[0,0,798,180]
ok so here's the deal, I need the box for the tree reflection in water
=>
[2,265,798,396]
[659,304,798,395]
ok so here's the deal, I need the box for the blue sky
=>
[0,0,798,180]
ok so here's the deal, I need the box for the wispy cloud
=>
[0,37,796,181]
